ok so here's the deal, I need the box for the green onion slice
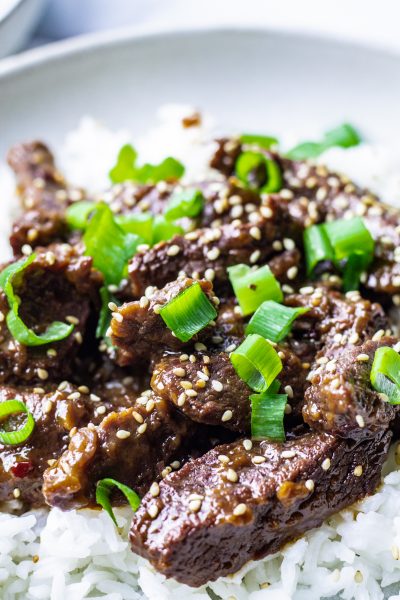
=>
[303,224,334,275]
[324,217,374,262]
[164,188,204,221]
[0,255,74,346]
[109,144,185,184]
[246,300,309,343]
[96,478,141,525]
[159,282,217,342]
[83,202,142,286]
[65,201,96,230]
[235,151,282,194]
[250,392,287,441]
[230,334,283,393]
[152,216,184,245]
[0,400,35,445]
[286,123,361,160]
[370,346,400,404]
[240,133,278,150]
[116,213,154,245]
[228,264,283,317]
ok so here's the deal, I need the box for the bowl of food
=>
[1,27,400,600]
[0,0,47,58]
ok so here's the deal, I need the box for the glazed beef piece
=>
[129,218,302,297]
[99,181,174,218]
[7,142,84,254]
[43,393,197,510]
[303,337,399,440]
[0,382,105,508]
[110,277,218,366]
[0,244,102,383]
[152,343,307,433]
[129,429,391,587]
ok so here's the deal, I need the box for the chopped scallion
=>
[65,201,95,230]
[370,346,400,404]
[230,334,282,393]
[250,392,287,441]
[0,399,35,445]
[109,144,185,184]
[228,264,283,316]
[235,150,282,194]
[164,188,204,221]
[159,282,217,342]
[96,477,140,525]
[246,300,309,342]
[286,123,361,160]
[240,133,278,150]
[0,255,74,346]
[116,213,154,245]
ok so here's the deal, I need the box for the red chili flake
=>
[10,461,33,478]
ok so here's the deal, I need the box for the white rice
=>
[1,106,400,600]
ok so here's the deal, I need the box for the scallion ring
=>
[228,263,283,317]
[96,478,141,525]
[246,300,309,343]
[370,346,400,404]
[235,150,282,194]
[230,334,282,393]
[0,400,35,445]
[250,392,287,441]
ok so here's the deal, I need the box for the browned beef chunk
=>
[129,429,391,587]
[42,393,196,510]
[110,277,218,366]
[151,343,307,433]
[129,218,302,297]
[303,337,399,440]
[0,244,102,383]
[7,142,85,254]
[99,181,173,217]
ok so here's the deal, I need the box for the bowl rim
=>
[0,24,399,81]
[0,0,26,24]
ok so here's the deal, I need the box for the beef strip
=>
[303,337,399,439]
[0,244,102,383]
[110,277,218,366]
[129,218,302,297]
[7,142,84,254]
[99,181,174,217]
[129,429,391,587]
[42,392,197,510]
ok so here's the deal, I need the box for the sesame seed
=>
[150,482,160,497]
[167,244,181,257]
[47,459,56,467]
[74,332,83,344]
[282,450,296,459]
[218,454,230,464]
[243,439,253,451]
[206,248,220,261]
[132,411,144,424]
[211,380,223,392]
[43,400,53,414]
[349,332,360,344]
[331,378,340,390]
[205,268,215,281]
[78,385,90,394]
[299,286,314,295]
[356,414,365,428]
[221,409,233,422]
[354,465,363,477]
[226,468,238,482]
[108,301,118,312]
[189,354,197,363]
[67,392,80,400]
[21,244,33,256]
[284,385,294,399]
[195,342,207,351]
[137,423,147,434]
[378,392,390,402]
[354,570,363,583]
[173,367,186,377]
[177,392,187,406]
[148,504,159,519]
[250,249,261,264]
[33,387,45,394]
[90,393,101,402]
[252,456,266,465]
[179,353,189,362]
[356,353,370,362]
[69,427,77,437]
[66,315,79,325]
[287,266,298,280]
[186,389,198,397]
[161,466,172,478]
[37,368,49,380]
[189,499,202,513]
[392,545,399,560]
[305,479,315,492]
[272,240,283,251]
[188,493,204,501]
[283,238,295,251]
[225,343,237,353]
[13,488,21,499]
[322,458,331,471]
[116,429,131,440]
[233,503,247,516]
[181,380,193,390]
[249,226,261,240]
[372,329,385,342]
[196,370,209,381]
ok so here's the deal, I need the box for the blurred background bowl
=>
[0,0,47,57]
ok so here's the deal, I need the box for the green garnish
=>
[230,334,282,393]
[164,188,204,221]
[0,399,35,445]
[116,213,154,245]
[246,300,309,343]
[159,282,217,342]
[109,144,185,185]
[240,134,279,150]
[370,346,400,404]
[250,392,287,441]
[228,264,283,317]
[235,150,282,194]
[96,478,141,526]
[303,216,374,291]
[0,255,74,346]
[152,216,184,244]
[66,201,96,230]
[286,123,361,160]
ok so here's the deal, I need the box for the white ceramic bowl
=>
[0,0,47,58]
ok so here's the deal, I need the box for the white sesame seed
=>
[195,342,207,351]
[189,499,202,513]
[243,439,253,451]
[221,409,233,422]
[284,385,294,399]
[354,465,363,477]
[179,353,189,362]
[116,429,131,440]
[226,468,238,482]
[167,244,181,257]
[132,411,144,424]
[282,450,296,459]
[196,370,209,381]
[252,456,266,464]
[322,458,331,471]
[186,389,198,397]
[21,244,33,256]
[181,380,193,390]
[356,353,370,362]
[218,454,230,464]
[299,286,314,295]
[37,368,49,380]
[356,414,365,428]
[108,301,118,312]
[137,423,147,434]
[354,570,363,583]
[173,367,186,377]
[372,329,385,342]
[170,461,181,469]
[272,240,283,251]
[249,226,262,240]
[33,387,45,394]
[66,315,79,325]
[283,238,295,251]
[305,479,315,492]
[233,503,247,516]
[150,482,160,497]
[349,332,360,344]
[148,504,159,519]
[250,249,261,264]
[43,400,53,414]
[67,392,81,400]
[90,393,101,402]
[205,268,215,281]
[378,392,390,402]
[13,488,21,499]
[211,380,223,392]
[206,248,220,261]
[287,266,298,280]
[177,392,187,406]
[112,312,123,323]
